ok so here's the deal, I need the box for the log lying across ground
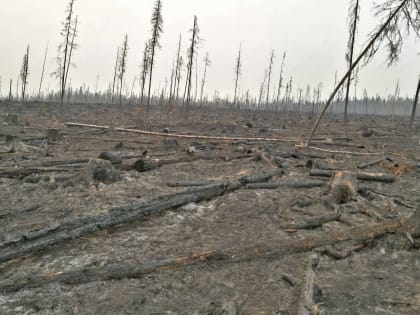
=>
[357,157,389,170]
[281,212,341,230]
[65,122,298,143]
[297,254,319,315]
[0,167,77,179]
[166,180,217,187]
[310,169,396,183]
[2,213,416,293]
[0,168,283,264]
[246,179,327,190]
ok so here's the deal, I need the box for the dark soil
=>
[0,101,419,314]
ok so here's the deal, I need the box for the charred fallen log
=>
[310,169,396,183]
[0,168,283,264]
[0,217,409,293]
[357,157,390,170]
[246,180,327,190]
[281,212,341,230]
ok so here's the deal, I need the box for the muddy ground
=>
[0,101,419,315]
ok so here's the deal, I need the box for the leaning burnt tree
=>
[233,45,242,110]
[20,45,29,101]
[38,42,49,100]
[344,0,360,124]
[146,0,164,113]
[308,0,420,145]
[55,0,78,104]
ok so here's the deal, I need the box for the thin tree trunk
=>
[61,0,75,104]
[8,79,12,102]
[344,0,359,124]
[63,16,78,103]
[200,60,208,106]
[38,42,49,100]
[111,47,119,104]
[172,35,182,105]
[266,50,275,108]
[410,76,420,129]
[147,46,156,112]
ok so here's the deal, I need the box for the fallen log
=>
[98,152,123,164]
[246,180,327,190]
[66,122,110,130]
[132,157,198,172]
[0,167,76,179]
[0,217,409,292]
[166,180,217,187]
[0,168,283,264]
[357,157,389,170]
[281,212,341,230]
[0,251,224,293]
[65,122,298,143]
[316,243,366,260]
[310,169,396,183]
[297,254,319,315]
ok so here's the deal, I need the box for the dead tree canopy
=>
[54,0,79,104]
[147,0,164,112]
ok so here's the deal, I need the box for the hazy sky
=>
[1,0,419,99]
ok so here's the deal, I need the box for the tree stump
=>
[85,159,120,184]
[328,171,358,204]
[4,135,19,152]
[5,114,18,124]
[46,128,62,144]
[163,139,179,150]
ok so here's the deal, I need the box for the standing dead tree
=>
[38,42,48,100]
[409,76,420,128]
[307,0,420,145]
[233,45,242,109]
[258,70,268,110]
[391,80,400,115]
[20,45,29,101]
[118,35,129,105]
[183,15,200,115]
[111,46,120,104]
[344,0,360,123]
[200,52,211,106]
[275,51,286,109]
[194,52,199,104]
[353,65,360,114]
[147,0,164,112]
[8,79,12,102]
[266,50,275,108]
[171,34,182,105]
[139,42,150,104]
[55,0,78,104]
[175,55,184,106]
[168,61,176,105]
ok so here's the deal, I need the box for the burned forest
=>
[1,0,420,314]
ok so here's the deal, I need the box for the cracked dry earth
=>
[0,102,419,314]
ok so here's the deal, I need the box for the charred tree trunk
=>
[410,76,420,129]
